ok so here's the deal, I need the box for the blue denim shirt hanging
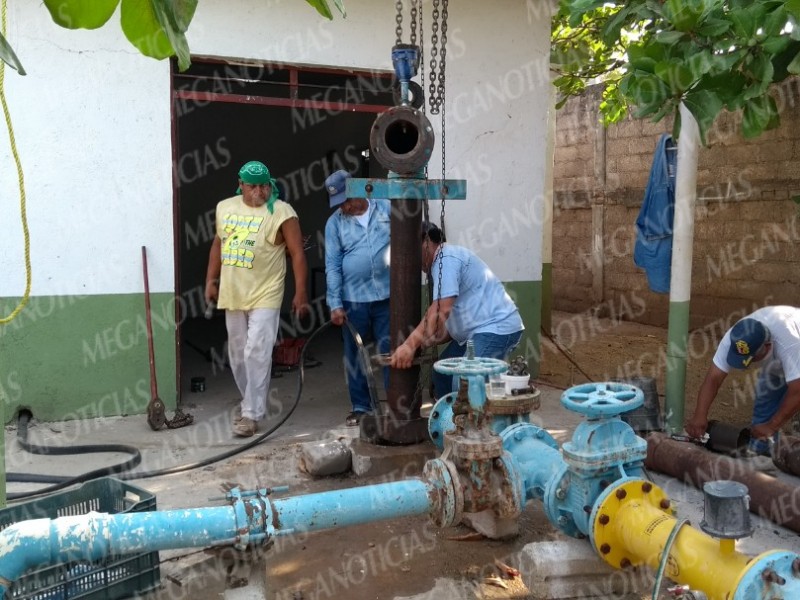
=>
[634,134,677,294]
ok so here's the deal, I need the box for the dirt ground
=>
[536,310,756,428]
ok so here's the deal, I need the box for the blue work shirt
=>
[325,199,391,310]
[430,245,524,345]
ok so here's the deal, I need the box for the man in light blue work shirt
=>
[390,222,524,398]
[325,170,391,426]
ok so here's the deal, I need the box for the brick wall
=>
[552,79,800,329]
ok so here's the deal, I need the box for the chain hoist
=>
[391,0,451,403]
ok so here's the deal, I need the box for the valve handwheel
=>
[433,356,508,377]
[560,382,643,417]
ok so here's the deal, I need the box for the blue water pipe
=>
[0,481,433,593]
[2,357,800,599]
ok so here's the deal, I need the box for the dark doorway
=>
[171,58,393,399]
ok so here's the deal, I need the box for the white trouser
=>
[225,308,280,421]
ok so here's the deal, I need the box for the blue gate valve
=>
[433,350,507,414]
[536,381,648,538]
[561,382,644,418]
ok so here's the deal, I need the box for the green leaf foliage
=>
[0,31,25,75]
[552,0,798,144]
[42,0,343,71]
[120,0,173,61]
[305,0,347,19]
[43,0,119,30]
[151,0,198,71]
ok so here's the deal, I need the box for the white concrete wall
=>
[1,3,173,296]
[1,0,551,298]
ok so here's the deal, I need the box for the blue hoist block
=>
[392,44,420,82]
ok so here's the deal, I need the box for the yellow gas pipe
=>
[592,479,786,600]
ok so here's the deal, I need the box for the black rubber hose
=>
[8,411,142,490]
[7,321,332,501]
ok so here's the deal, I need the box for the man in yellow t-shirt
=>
[205,161,309,437]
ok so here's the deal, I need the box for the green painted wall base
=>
[541,262,552,334]
[0,294,177,423]
[504,280,542,379]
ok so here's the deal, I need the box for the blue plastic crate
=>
[0,478,161,600]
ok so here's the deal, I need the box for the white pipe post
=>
[664,103,700,434]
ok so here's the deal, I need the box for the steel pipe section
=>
[369,106,434,175]
[590,478,800,599]
[646,432,800,533]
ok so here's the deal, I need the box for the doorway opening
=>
[171,57,393,402]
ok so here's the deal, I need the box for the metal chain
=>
[395,0,403,45]
[437,0,448,239]
[437,0,448,114]
[428,0,441,114]
[410,0,417,46]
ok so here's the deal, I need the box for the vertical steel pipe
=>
[385,174,425,443]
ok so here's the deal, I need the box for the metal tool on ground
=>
[141,246,194,431]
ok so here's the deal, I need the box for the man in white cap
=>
[324,170,391,426]
[686,305,800,457]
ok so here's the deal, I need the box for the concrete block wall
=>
[553,79,800,329]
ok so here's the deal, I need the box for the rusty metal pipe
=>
[773,435,800,475]
[382,186,425,443]
[646,432,800,533]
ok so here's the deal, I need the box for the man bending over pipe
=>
[685,305,800,457]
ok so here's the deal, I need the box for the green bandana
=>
[236,160,279,213]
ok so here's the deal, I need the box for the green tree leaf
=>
[151,0,198,71]
[696,17,731,37]
[684,89,724,144]
[0,31,25,75]
[747,52,775,83]
[655,30,686,45]
[655,59,694,93]
[785,0,800,20]
[788,49,800,74]
[43,0,120,30]
[120,0,173,61]
[304,0,348,20]
[741,95,777,138]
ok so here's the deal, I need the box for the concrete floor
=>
[4,323,800,599]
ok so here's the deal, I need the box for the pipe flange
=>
[590,478,671,569]
[370,105,434,174]
[423,458,463,527]
[428,392,457,450]
[732,550,800,599]
[446,432,504,461]
[487,388,541,415]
